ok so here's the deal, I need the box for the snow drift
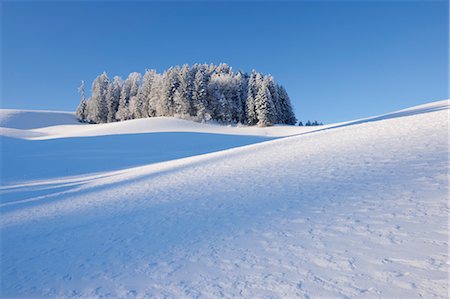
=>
[0,100,448,298]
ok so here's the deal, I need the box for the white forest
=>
[76,63,297,127]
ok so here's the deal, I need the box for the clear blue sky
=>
[1,1,448,123]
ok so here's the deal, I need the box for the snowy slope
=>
[0,113,314,141]
[0,109,79,129]
[0,110,314,184]
[0,100,449,298]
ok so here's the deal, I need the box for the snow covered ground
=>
[0,100,448,298]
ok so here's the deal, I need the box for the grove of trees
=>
[76,63,296,127]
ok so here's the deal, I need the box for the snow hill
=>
[0,100,448,298]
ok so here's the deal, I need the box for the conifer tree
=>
[255,77,275,127]
[87,72,109,123]
[75,80,88,122]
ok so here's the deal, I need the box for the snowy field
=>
[0,100,448,298]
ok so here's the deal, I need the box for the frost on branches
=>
[76,63,296,127]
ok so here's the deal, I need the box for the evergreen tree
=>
[116,72,141,121]
[159,67,179,116]
[192,65,210,122]
[278,84,297,125]
[87,72,109,123]
[148,74,162,117]
[116,78,131,121]
[128,72,143,119]
[235,71,248,124]
[139,69,156,119]
[246,71,259,126]
[175,64,193,118]
[266,76,281,124]
[75,80,88,122]
[106,76,122,122]
[255,76,275,127]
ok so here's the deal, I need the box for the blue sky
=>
[1,1,448,123]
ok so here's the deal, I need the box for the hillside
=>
[0,100,448,298]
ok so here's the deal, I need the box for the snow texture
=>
[0,100,449,298]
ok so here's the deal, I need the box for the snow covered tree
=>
[75,80,88,122]
[116,72,141,121]
[277,84,297,125]
[127,72,143,119]
[106,76,122,122]
[255,76,275,127]
[140,69,157,118]
[116,80,131,121]
[174,65,193,118]
[192,65,210,122]
[246,71,260,126]
[86,72,109,123]
[158,67,179,116]
[148,74,162,117]
[208,73,234,123]
[266,76,281,124]
[234,71,248,124]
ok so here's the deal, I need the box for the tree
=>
[75,80,88,122]
[140,69,157,118]
[192,65,210,122]
[266,76,281,124]
[255,76,275,127]
[235,71,248,124]
[246,71,259,126]
[106,76,122,122]
[175,64,193,118]
[128,72,143,119]
[158,67,179,116]
[278,84,297,125]
[116,72,141,121]
[148,74,162,117]
[116,79,131,121]
[87,72,109,123]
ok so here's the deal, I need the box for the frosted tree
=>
[174,65,193,118]
[148,74,162,117]
[159,67,179,116]
[127,72,143,119]
[75,80,88,122]
[116,72,141,121]
[106,76,122,122]
[140,69,157,118]
[116,80,131,121]
[208,74,234,123]
[234,71,248,124]
[87,72,109,123]
[277,84,297,125]
[255,76,275,127]
[266,76,281,124]
[192,65,210,122]
[246,71,260,126]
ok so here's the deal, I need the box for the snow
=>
[1,100,449,298]
[0,109,79,129]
